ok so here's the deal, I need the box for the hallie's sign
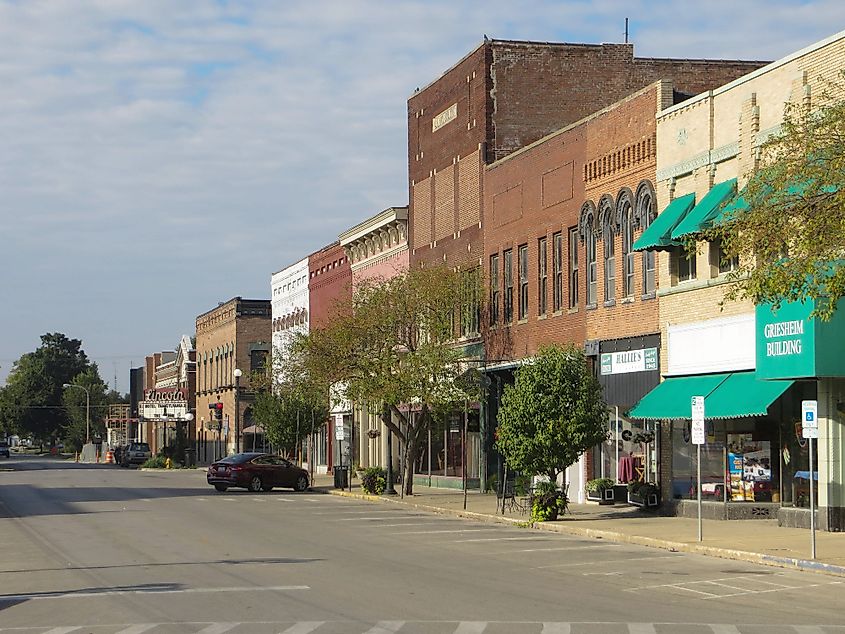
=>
[600,348,658,375]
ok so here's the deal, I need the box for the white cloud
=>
[1,0,843,389]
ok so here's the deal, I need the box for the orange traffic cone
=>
[105,450,114,464]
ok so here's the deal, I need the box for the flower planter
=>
[628,491,659,508]
[586,488,615,505]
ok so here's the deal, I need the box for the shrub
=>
[585,478,614,493]
[141,455,167,469]
[360,467,386,495]
[529,480,568,522]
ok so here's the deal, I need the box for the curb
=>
[323,489,845,579]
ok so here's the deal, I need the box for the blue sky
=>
[1,0,844,392]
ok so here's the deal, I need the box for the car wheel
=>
[294,474,309,492]
[248,476,263,492]
[214,484,228,492]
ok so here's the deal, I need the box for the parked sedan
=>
[207,453,309,493]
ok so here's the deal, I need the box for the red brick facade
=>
[484,82,670,361]
[408,38,768,278]
[308,242,352,331]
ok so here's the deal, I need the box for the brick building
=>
[629,30,845,529]
[308,241,352,473]
[195,297,271,462]
[483,82,674,499]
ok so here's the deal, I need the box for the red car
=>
[207,452,310,493]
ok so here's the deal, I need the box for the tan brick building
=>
[195,297,271,462]
[631,30,845,528]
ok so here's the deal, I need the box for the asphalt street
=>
[0,454,843,633]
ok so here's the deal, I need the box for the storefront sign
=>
[756,298,845,379]
[143,388,187,402]
[600,347,657,375]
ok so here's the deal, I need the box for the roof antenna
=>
[624,18,629,44]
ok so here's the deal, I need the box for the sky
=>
[2,0,844,393]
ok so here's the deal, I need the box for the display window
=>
[592,413,658,485]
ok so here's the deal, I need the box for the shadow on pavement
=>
[0,556,324,575]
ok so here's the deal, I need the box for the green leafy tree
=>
[1,333,92,443]
[61,366,109,452]
[495,344,607,484]
[252,384,327,460]
[703,76,845,320]
[294,265,479,495]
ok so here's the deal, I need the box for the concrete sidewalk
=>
[311,473,845,577]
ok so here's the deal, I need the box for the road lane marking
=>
[452,536,554,543]
[541,623,570,634]
[453,623,487,633]
[115,625,158,634]
[368,522,443,528]
[708,625,741,633]
[364,621,405,633]
[279,622,325,634]
[627,625,656,634]
[393,529,491,535]
[0,585,310,602]
[196,624,239,634]
[42,628,82,634]
[537,555,681,569]
[492,544,615,554]
[793,627,827,634]
[332,516,425,521]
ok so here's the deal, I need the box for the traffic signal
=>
[214,402,224,421]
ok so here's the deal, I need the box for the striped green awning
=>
[670,179,737,240]
[627,371,793,420]
[632,192,696,252]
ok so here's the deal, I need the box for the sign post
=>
[691,396,706,542]
[801,400,818,559]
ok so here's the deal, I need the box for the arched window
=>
[635,181,657,295]
[578,201,598,306]
[598,194,617,303]
[617,188,635,298]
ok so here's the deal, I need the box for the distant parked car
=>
[207,453,309,493]
[120,442,152,467]
[0,441,9,458]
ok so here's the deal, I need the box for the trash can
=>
[185,447,196,468]
[333,465,349,489]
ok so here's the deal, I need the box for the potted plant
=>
[627,481,660,508]
[529,480,568,522]
[585,477,615,504]
[360,466,386,495]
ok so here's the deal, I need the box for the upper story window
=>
[489,253,500,326]
[620,196,635,298]
[675,245,697,283]
[586,226,597,305]
[552,232,563,312]
[599,194,617,304]
[710,238,739,275]
[518,244,529,321]
[503,249,513,324]
[538,237,548,316]
[635,181,657,296]
[568,227,579,309]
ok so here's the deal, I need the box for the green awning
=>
[632,192,696,252]
[627,370,794,420]
[627,373,729,420]
[713,192,749,225]
[670,179,737,240]
[704,371,793,419]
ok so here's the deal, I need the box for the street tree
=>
[294,265,479,495]
[495,344,607,485]
[0,333,94,444]
[702,77,845,320]
[252,381,327,460]
[61,366,109,451]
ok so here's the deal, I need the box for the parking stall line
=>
[491,544,616,555]
[114,625,158,634]
[627,625,657,634]
[332,516,426,522]
[792,627,827,634]
[452,623,487,634]
[392,529,491,535]
[707,625,741,634]
[541,623,571,634]
[363,621,405,634]
[279,622,326,634]
[537,555,681,569]
[195,624,239,634]
[41,628,82,634]
[452,536,557,543]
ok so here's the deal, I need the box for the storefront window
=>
[671,420,726,500]
[593,414,658,485]
[414,409,480,479]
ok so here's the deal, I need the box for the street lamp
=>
[62,383,90,444]
[233,368,242,454]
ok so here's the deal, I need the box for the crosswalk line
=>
[279,622,325,634]
[454,623,487,633]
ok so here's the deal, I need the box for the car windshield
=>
[217,452,263,465]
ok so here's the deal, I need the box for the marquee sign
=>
[139,387,189,420]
